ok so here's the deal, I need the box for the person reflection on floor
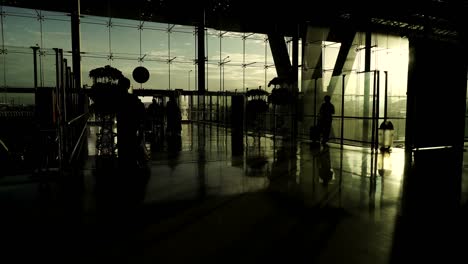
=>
[267,145,300,197]
[93,160,150,242]
[167,133,182,167]
[318,145,333,186]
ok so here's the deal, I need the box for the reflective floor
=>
[1,123,468,263]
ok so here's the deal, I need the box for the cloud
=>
[148,50,168,57]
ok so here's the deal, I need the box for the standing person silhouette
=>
[165,96,182,153]
[318,95,335,145]
[165,96,181,137]
[116,77,146,167]
[146,97,165,148]
[147,98,160,122]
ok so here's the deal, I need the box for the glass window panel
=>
[169,62,194,90]
[0,52,5,93]
[322,70,333,92]
[110,18,139,56]
[140,21,166,31]
[351,32,367,73]
[322,41,341,89]
[298,65,302,92]
[188,67,196,92]
[40,50,58,88]
[322,41,340,70]
[223,64,243,92]
[206,29,220,64]
[330,118,342,141]
[111,17,137,28]
[345,71,362,95]
[3,14,40,48]
[303,41,322,88]
[392,116,406,142]
[245,34,265,64]
[139,60,168,89]
[329,75,343,116]
[388,94,406,137]
[141,26,168,62]
[112,53,137,61]
[80,16,110,54]
[41,11,71,51]
[341,72,376,144]
[244,64,264,90]
[342,94,360,117]
[206,63,220,92]
[219,61,229,92]
[346,74,377,117]
[342,118,373,144]
[388,53,408,96]
[222,33,243,65]
[170,30,195,64]
[191,94,198,118]
[3,49,34,88]
[313,78,324,117]
[300,91,317,134]
[172,24,194,34]
[206,95,214,122]
[265,38,274,65]
[2,6,37,16]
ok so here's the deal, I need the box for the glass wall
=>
[301,29,409,146]
[1,5,277,101]
[1,4,412,147]
[465,82,468,141]
[285,36,303,91]
[0,6,72,104]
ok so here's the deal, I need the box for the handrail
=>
[68,116,89,164]
[67,112,89,126]
[0,138,9,152]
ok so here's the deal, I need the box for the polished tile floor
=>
[1,123,468,263]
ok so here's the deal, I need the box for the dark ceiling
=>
[2,0,468,41]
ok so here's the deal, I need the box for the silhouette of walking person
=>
[147,97,164,147]
[148,98,164,127]
[165,96,182,153]
[165,96,181,137]
[318,95,335,145]
[116,77,146,168]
